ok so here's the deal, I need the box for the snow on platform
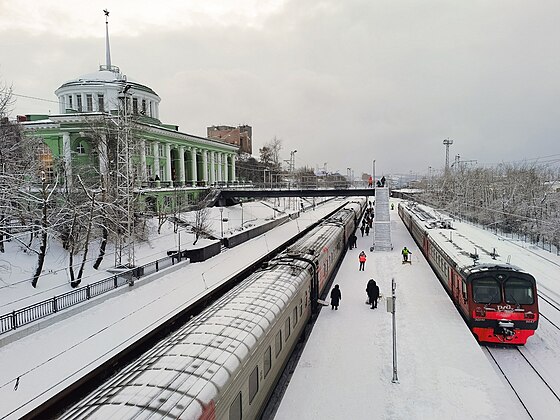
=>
[0,200,346,420]
[275,200,528,420]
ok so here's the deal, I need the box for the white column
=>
[62,132,72,188]
[210,151,215,184]
[231,154,236,182]
[140,139,147,182]
[153,142,160,180]
[217,153,222,182]
[224,154,229,183]
[98,134,109,177]
[202,150,208,185]
[165,143,172,184]
[191,148,198,186]
[178,146,185,186]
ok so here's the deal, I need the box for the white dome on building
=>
[55,65,161,121]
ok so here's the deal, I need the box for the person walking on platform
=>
[330,284,341,310]
[359,251,367,271]
[365,224,370,236]
[360,224,365,237]
[349,233,357,249]
[402,246,411,263]
[366,279,380,309]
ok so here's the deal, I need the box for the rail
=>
[0,254,178,336]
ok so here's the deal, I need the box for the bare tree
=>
[192,204,212,246]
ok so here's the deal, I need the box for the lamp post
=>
[290,150,297,190]
[240,202,244,229]
[372,160,376,187]
[219,207,224,238]
[263,169,269,189]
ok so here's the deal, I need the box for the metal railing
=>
[0,253,183,336]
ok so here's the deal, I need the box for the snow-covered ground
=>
[1,196,559,419]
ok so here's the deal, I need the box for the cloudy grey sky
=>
[1,0,559,177]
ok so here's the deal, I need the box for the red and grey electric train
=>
[59,199,365,420]
[399,202,538,345]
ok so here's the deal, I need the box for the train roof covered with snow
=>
[401,201,531,277]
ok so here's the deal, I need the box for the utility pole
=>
[115,84,135,268]
[443,138,453,173]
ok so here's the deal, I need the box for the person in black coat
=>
[349,233,357,249]
[366,279,380,309]
[330,284,341,310]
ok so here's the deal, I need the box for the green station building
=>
[20,17,238,212]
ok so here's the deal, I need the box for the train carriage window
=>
[305,291,308,307]
[275,331,282,357]
[461,280,468,300]
[300,298,303,316]
[249,366,259,404]
[504,278,534,305]
[229,392,242,420]
[264,346,272,378]
[285,318,291,341]
[472,278,501,304]
[293,307,298,327]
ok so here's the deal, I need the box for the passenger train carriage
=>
[60,199,364,420]
[399,202,538,345]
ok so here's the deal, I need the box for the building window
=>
[132,97,138,114]
[263,346,271,378]
[158,144,164,157]
[141,99,146,115]
[37,143,54,179]
[86,94,93,112]
[76,95,82,112]
[145,144,151,156]
[68,95,73,110]
[229,392,242,420]
[149,102,153,117]
[76,143,86,154]
[98,94,104,112]
[249,366,259,404]
[147,165,153,179]
[275,330,282,357]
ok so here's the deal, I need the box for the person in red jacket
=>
[359,251,367,271]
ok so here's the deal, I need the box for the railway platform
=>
[275,200,528,420]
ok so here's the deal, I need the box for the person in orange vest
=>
[359,251,367,271]
[368,176,373,188]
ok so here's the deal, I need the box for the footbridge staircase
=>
[372,186,392,251]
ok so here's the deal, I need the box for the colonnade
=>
[142,141,236,187]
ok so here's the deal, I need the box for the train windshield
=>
[504,278,534,305]
[472,278,501,304]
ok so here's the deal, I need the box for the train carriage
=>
[399,202,538,345]
[60,199,365,420]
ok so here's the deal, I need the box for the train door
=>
[451,270,460,302]
[423,234,429,255]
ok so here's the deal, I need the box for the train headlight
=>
[474,307,486,317]
[524,311,535,319]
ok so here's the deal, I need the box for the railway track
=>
[484,345,560,419]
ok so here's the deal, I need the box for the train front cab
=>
[466,268,538,345]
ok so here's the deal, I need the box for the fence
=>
[0,253,181,336]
